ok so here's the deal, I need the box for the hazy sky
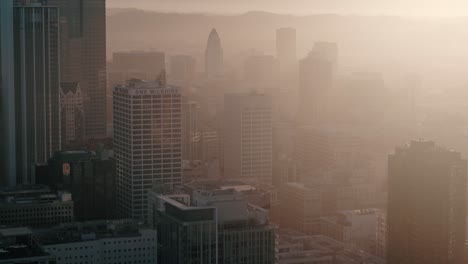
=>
[108,0,468,16]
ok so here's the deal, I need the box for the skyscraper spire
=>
[205,28,223,78]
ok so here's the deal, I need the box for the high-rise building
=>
[280,182,337,235]
[9,0,61,184]
[223,93,273,183]
[114,79,182,220]
[182,99,201,162]
[49,0,107,140]
[311,42,338,69]
[295,126,362,180]
[194,191,276,264]
[387,140,466,264]
[153,195,218,264]
[205,28,223,78]
[46,150,116,221]
[243,55,276,84]
[276,27,296,71]
[170,54,196,85]
[151,186,276,264]
[298,53,333,125]
[0,0,16,187]
[60,82,85,148]
[108,51,166,126]
[298,42,338,125]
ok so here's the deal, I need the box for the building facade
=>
[40,220,157,264]
[11,1,61,184]
[46,150,116,221]
[170,54,196,85]
[205,28,223,78]
[0,185,73,228]
[114,79,182,219]
[60,82,85,148]
[153,187,276,264]
[49,0,108,140]
[182,99,201,162]
[298,43,337,125]
[154,195,218,264]
[276,27,296,72]
[223,93,273,183]
[0,0,17,187]
[280,182,337,235]
[0,227,56,264]
[387,140,467,264]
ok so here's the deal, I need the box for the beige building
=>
[113,79,182,220]
[223,93,273,183]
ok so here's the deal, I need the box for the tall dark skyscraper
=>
[387,140,466,264]
[205,28,223,78]
[50,0,108,140]
[0,0,16,187]
[0,0,61,185]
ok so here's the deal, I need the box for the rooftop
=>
[0,227,32,237]
[0,185,72,205]
[35,220,150,245]
[115,78,179,91]
[185,179,272,196]
[277,230,385,264]
[0,227,50,260]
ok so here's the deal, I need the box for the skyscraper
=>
[205,28,223,78]
[0,0,16,187]
[114,79,182,220]
[223,93,273,183]
[153,195,218,264]
[387,140,466,264]
[276,27,296,71]
[182,99,201,162]
[243,55,276,84]
[312,42,338,69]
[169,54,196,85]
[298,43,337,125]
[49,0,107,140]
[8,0,61,184]
[60,82,85,148]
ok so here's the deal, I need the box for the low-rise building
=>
[0,227,56,264]
[320,209,381,254]
[0,185,73,228]
[37,220,157,264]
[277,229,385,264]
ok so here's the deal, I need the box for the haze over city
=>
[2,0,468,263]
[109,0,468,16]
